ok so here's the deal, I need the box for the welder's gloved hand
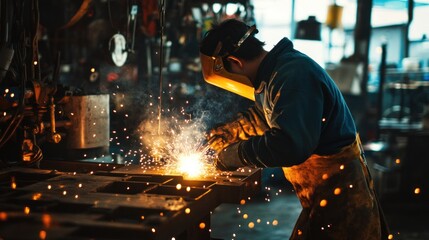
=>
[216,142,246,171]
[206,121,241,154]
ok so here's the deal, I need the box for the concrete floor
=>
[211,168,429,240]
[211,186,299,240]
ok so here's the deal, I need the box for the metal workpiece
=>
[112,164,262,203]
[0,163,261,240]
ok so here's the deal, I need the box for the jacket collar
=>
[254,38,294,91]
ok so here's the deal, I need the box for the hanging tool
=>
[157,0,166,135]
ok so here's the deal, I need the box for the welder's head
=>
[199,19,264,101]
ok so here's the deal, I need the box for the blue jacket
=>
[240,38,357,167]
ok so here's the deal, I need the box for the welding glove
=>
[207,107,270,155]
[206,121,242,155]
[216,141,247,171]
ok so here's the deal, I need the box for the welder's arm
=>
[239,70,325,168]
[207,106,269,154]
[215,141,255,171]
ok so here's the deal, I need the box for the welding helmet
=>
[200,25,257,101]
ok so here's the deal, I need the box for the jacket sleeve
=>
[240,61,326,168]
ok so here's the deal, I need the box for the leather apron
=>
[283,135,389,240]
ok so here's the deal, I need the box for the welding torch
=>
[199,132,246,171]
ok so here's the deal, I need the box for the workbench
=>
[0,160,261,240]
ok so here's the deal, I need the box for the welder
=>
[199,19,390,239]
